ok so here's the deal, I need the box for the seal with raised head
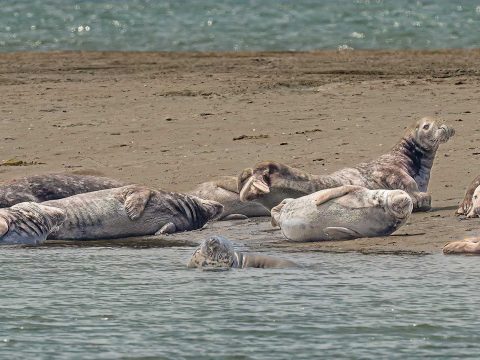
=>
[270,185,413,241]
[238,117,454,212]
[0,172,127,208]
[443,237,480,255]
[187,235,298,269]
[455,175,480,218]
[189,176,270,220]
[0,202,66,245]
[41,185,224,240]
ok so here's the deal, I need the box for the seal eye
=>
[423,124,430,130]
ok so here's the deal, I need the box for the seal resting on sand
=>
[270,185,413,242]
[0,202,66,245]
[455,175,480,218]
[188,176,270,220]
[443,237,480,255]
[41,185,223,240]
[0,172,127,208]
[238,117,454,212]
[187,236,298,269]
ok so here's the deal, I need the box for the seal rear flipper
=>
[324,227,361,240]
[121,186,152,220]
[314,185,363,206]
[156,222,177,235]
[0,217,8,237]
[221,214,249,221]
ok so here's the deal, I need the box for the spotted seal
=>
[188,176,270,220]
[40,185,223,240]
[443,237,480,255]
[238,117,454,212]
[455,175,480,218]
[187,235,298,269]
[270,185,413,241]
[0,172,127,208]
[0,202,66,245]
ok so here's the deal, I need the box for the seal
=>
[0,172,127,208]
[238,117,455,212]
[443,237,480,255]
[188,176,270,220]
[41,185,224,240]
[187,235,298,269]
[0,202,66,245]
[455,175,480,217]
[270,185,413,241]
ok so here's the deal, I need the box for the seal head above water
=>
[238,117,454,212]
[270,185,413,242]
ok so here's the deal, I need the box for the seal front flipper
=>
[156,222,177,235]
[324,227,361,240]
[121,186,152,220]
[0,217,8,237]
[314,185,363,206]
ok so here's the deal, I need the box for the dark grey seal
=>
[187,236,298,269]
[238,117,454,212]
[0,172,127,208]
[0,202,66,245]
[42,185,224,240]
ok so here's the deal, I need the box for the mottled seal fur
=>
[0,173,127,208]
[0,202,66,245]
[41,185,224,240]
[187,236,298,269]
[238,117,454,212]
[456,175,480,218]
[443,237,480,255]
[188,176,270,220]
[270,185,413,242]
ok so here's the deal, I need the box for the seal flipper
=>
[156,222,176,235]
[314,185,363,206]
[0,217,8,237]
[222,214,249,221]
[324,227,361,240]
[121,186,152,220]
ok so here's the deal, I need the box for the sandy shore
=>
[1,50,479,254]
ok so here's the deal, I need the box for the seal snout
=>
[386,191,413,219]
[438,124,455,143]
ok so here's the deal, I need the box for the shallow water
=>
[1,0,480,52]
[1,244,480,359]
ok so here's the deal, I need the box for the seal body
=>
[239,117,454,212]
[456,175,480,217]
[270,185,413,242]
[42,185,223,240]
[0,173,127,208]
[0,202,66,245]
[189,176,270,220]
[187,236,297,269]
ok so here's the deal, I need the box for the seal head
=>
[187,236,237,269]
[412,117,455,151]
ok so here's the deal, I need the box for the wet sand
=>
[1,50,479,254]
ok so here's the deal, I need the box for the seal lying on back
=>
[41,185,223,240]
[238,117,454,212]
[0,202,66,245]
[455,175,480,218]
[187,236,298,269]
[270,185,413,241]
[188,176,270,220]
[443,237,480,255]
[0,173,127,208]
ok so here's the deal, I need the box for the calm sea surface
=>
[1,246,480,359]
[1,0,480,52]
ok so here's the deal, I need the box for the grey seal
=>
[0,202,66,245]
[188,176,270,220]
[443,237,480,255]
[0,172,127,208]
[41,185,224,240]
[238,117,455,212]
[456,175,480,218]
[270,185,413,241]
[187,236,298,269]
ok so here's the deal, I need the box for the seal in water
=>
[455,175,480,218]
[270,185,413,241]
[0,172,127,208]
[187,235,298,269]
[238,117,454,212]
[188,176,270,220]
[41,185,224,240]
[0,202,66,245]
[443,237,480,255]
